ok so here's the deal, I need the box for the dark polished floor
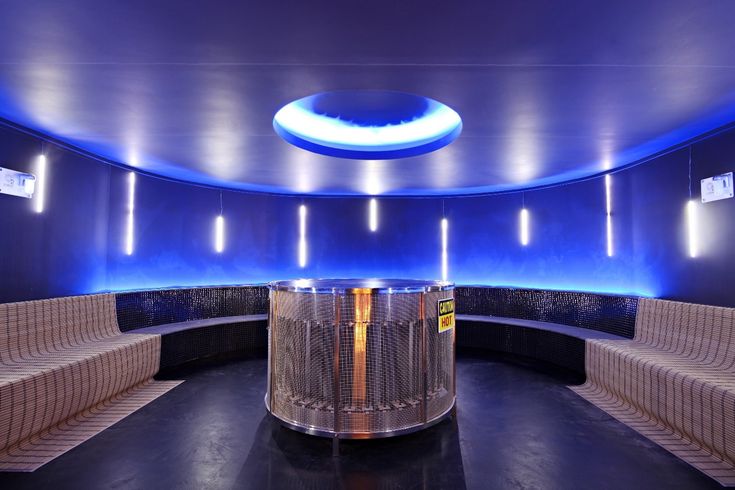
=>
[0,353,723,490]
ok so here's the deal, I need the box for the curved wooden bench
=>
[456,287,735,483]
[572,298,735,485]
[0,294,166,470]
[0,286,270,470]
[0,286,269,469]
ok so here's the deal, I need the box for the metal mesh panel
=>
[268,291,336,431]
[267,286,455,438]
[425,290,455,421]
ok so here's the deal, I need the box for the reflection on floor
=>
[0,354,723,489]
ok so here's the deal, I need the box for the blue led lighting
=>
[99,280,654,299]
[273,91,462,159]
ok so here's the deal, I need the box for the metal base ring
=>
[265,396,456,440]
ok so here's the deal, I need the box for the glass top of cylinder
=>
[268,278,454,294]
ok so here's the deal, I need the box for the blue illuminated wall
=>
[0,123,734,307]
[0,125,110,301]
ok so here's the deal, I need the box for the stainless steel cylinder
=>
[266,279,456,439]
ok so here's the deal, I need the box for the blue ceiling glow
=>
[2,1,735,195]
[273,91,462,159]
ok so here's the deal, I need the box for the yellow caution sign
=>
[438,298,455,333]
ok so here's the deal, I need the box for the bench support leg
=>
[332,435,339,457]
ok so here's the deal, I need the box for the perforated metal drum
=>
[266,279,456,439]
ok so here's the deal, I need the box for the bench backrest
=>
[635,298,735,367]
[0,294,120,361]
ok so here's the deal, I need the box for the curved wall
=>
[1,123,734,307]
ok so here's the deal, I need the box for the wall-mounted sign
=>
[701,172,733,203]
[438,298,455,333]
[0,166,36,199]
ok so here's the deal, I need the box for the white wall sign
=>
[701,172,733,203]
[0,166,36,199]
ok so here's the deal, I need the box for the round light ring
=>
[273,91,462,159]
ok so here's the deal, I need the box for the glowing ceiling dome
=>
[273,90,462,159]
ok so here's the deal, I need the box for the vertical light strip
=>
[687,200,698,258]
[215,215,225,253]
[299,204,307,267]
[605,174,613,257]
[34,155,46,213]
[520,208,530,246]
[686,147,698,259]
[369,198,378,232]
[441,218,448,281]
[125,172,136,256]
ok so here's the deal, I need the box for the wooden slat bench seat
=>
[0,294,169,469]
[572,298,735,486]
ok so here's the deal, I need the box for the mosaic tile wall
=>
[115,286,269,332]
[454,286,638,338]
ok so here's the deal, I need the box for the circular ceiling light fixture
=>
[273,90,462,159]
